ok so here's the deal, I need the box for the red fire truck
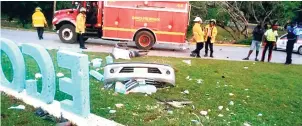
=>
[52,1,190,50]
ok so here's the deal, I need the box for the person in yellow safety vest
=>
[76,7,87,49]
[204,19,218,58]
[190,17,204,58]
[261,24,279,62]
[32,7,48,40]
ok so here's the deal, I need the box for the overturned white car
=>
[103,62,175,87]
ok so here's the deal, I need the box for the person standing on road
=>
[284,21,300,65]
[243,23,265,61]
[204,19,218,58]
[190,17,204,58]
[32,7,48,40]
[261,24,279,62]
[76,7,87,49]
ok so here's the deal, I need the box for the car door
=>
[278,35,287,49]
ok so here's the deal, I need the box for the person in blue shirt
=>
[284,21,300,65]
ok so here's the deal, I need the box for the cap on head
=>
[35,7,42,11]
[80,7,86,12]
[210,19,216,24]
[193,17,202,23]
[272,24,278,29]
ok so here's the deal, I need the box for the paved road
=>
[1,28,302,64]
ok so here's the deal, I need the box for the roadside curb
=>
[1,27,56,34]
[189,43,249,47]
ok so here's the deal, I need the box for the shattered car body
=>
[103,62,175,87]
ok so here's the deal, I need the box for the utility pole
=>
[53,1,56,15]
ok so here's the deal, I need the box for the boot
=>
[204,53,208,57]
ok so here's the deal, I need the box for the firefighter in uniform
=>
[190,17,204,58]
[204,19,218,58]
[32,7,48,40]
[284,21,300,65]
[261,24,279,62]
[76,7,87,49]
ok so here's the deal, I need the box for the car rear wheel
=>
[134,31,155,50]
[59,24,77,43]
[298,46,302,55]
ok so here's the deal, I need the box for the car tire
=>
[59,24,77,43]
[134,31,155,50]
[298,46,302,55]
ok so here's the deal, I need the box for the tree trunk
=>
[53,1,56,16]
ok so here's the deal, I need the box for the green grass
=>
[1,50,302,126]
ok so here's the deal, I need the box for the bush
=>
[236,37,253,45]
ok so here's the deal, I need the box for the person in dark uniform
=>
[284,21,300,65]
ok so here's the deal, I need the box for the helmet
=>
[35,7,42,11]
[210,19,216,24]
[80,7,86,12]
[193,17,202,23]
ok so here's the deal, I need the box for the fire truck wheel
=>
[59,24,77,43]
[135,31,155,50]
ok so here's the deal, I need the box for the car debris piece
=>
[218,106,223,110]
[128,85,157,95]
[8,105,25,110]
[125,80,139,91]
[112,44,149,60]
[109,110,116,114]
[182,60,191,66]
[200,111,208,116]
[89,70,104,82]
[56,72,64,77]
[166,101,193,108]
[229,101,234,106]
[91,58,102,68]
[103,62,175,87]
[105,55,114,64]
[218,114,224,117]
[183,90,189,94]
[115,82,126,94]
[115,104,124,108]
[35,73,42,79]
[196,79,203,84]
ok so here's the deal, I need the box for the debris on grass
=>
[218,106,223,110]
[115,104,124,108]
[192,113,201,124]
[224,84,228,87]
[35,107,48,117]
[200,111,208,116]
[245,89,249,91]
[115,82,126,94]
[109,110,116,114]
[218,114,224,117]
[244,67,248,69]
[186,76,190,80]
[196,79,203,84]
[243,122,252,126]
[56,72,64,77]
[183,90,189,94]
[247,96,250,98]
[8,105,25,110]
[253,62,256,65]
[129,85,157,95]
[89,70,104,82]
[167,110,173,115]
[166,101,193,108]
[258,113,263,117]
[182,60,191,66]
[226,108,230,111]
[35,73,42,79]
[91,58,102,68]
[191,120,200,125]
[229,101,234,106]
[229,93,234,96]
